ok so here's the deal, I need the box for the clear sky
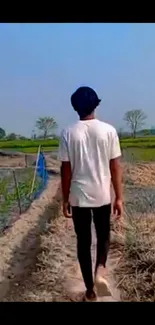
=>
[0,23,155,136]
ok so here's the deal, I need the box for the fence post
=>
[12,170,22,215]
[25,154,28,168]
[30,145,41,195]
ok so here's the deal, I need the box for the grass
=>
[120,136,155,149]
[0,139,59,149]
[122,148,155,161]
[0,139,59,153]
[121,136,155,143]
[121,143,155,148]
[1,136,155,153]
[114,162,155,301]
[8,147,57,153]
[0,136,155,150]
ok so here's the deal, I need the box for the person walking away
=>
[59,86,123,302]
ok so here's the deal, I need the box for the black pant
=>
[72,204,111,291]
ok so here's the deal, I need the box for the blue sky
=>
[0,23,155,136]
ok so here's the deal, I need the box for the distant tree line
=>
[0,128,28,141]
[0,112,153,141]
[0,116,58,141]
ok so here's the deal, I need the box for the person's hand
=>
[113,199,123,219]
[63,202,72,218]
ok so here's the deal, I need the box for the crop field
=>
[120,136,155,148]
[11,147,56,153]
[0,140,59,153]
[0,136,155,154]
[122,147,155,162]
[119,136,155,161]
[0,168,42,233]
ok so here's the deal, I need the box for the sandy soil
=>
[0,154,60,169]
[0,156,26,168]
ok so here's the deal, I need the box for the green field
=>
[121,137,155,143]
[122,147,155,161]
[5,146,57,153]
[120,136,155,148]
[0,139,59,153]
[0,137,155,157]
[120,137,155,161]
[0,139,59,149]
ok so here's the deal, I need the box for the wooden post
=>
[30,145,41,195]
[25,154,28,168]
[12,170,22,215]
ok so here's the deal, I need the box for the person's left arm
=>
[58,130,72,218]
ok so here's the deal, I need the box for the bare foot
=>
[95,266,111,297]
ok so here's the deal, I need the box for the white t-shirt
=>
[58,119,121,207]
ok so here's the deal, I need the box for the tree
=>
[151,126,155,135]
[0,127,6,139]
[143,129,150,136]
[31,129,36,140]
[117,127,124,139]
[123,109,147,138]
[35,117,58,139]
[6,133,17,140]
[18,135,27,140]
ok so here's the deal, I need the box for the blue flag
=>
[34,152,49,198]
[37,152,49,185]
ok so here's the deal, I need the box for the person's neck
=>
[80,113,95,121]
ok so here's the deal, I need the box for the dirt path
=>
[63,220,121,302]
[2,214,121,302]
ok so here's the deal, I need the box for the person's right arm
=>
[58,129,72,218]
[109,129,123,218]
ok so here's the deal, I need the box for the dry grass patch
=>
[124,162,155,187]
[114,161,155,302]
[115,212,155,301]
